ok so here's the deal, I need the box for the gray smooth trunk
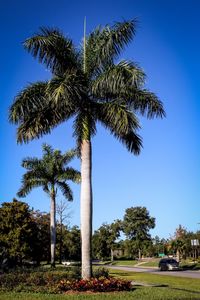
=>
[80,139,92,279]
[50,189,56,267]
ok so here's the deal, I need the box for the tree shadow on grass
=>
[113,272,136,277]
[132,282,200,295]
[181,263,200,271]
[146,285,200,295]
[169,287,200,295]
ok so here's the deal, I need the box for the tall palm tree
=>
[17,144,80,267]
[9,19,165,278]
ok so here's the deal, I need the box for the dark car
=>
[158,258,179,271]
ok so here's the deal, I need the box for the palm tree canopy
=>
[18,144,81,200]
[9,19,165,153]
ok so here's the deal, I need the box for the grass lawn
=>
[109,259,159,268]
[110,260,138,266]
[138,259,159,267]
[110,268,200,293]
[1,287,200,300]
[1,267,200,299]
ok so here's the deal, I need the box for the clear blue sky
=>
[0,0,200,239]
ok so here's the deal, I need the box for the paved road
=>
[106,265,200,279]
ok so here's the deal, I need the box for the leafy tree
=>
[31,210,50,263]
[9,20,165,278]
[186,231,200,260]
[152,235,168,257]
[0,199,36,266]
[169,225,189,261]
[174,225,187,240]
[122,206,155,259]
[62,225,81,261]
[92,221,121,260]
[17,144,80,267]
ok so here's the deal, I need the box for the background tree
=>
[187,231,200,260]
[152,235,168,257]
[169,225,191,261]
[31,210,50,264]
[92,221,121,261]
[62,225,81,261]
[9,20,165,278]
[0,199,37,266]
[17,144,80,267]
[122,206,155,259]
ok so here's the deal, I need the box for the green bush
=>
[0,267,81,293]
[93,267,109,278]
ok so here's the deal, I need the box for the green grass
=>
[1,287,200,300]
[109,259,159,268]
[138,259,159,267]
[95,261,111,265]
[110,260,138,266]
[139,261,158,267]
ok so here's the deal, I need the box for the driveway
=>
[106,265,200,279]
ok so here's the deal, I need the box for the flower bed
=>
[58,277,132,292]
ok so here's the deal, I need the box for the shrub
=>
[0,268,80,293]
[93,267,109,278]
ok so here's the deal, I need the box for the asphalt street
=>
[106,265,200,279]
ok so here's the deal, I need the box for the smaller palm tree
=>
[17,144,81,267]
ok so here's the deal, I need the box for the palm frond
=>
[16,98,75,143]
[59,167,81,183]
[91,60,145,99]
[56,181,73,201]
[86,19,137,75]
[17,178,46,197]
[42,143,54,156]
[117,131,142,155]
[43,184,50,194]
[24,27,80,75]
[126,89,166,119]
[9,82,48,124]
[96,102,140,134]
[46,69,86,106]
[96,102,142,155]
[73,111,96,150]
[21,157,40,170]
[61,149,78,165]
[23,168,50,183]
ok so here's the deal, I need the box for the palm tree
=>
[9,19,165,278]
[17,144,80,267]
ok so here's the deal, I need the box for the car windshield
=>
[167,259,177,264]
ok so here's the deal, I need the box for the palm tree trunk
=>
[59,224,63,264]
[80,139,92,279]
[50,188,56,268]
[138,248,141,260]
